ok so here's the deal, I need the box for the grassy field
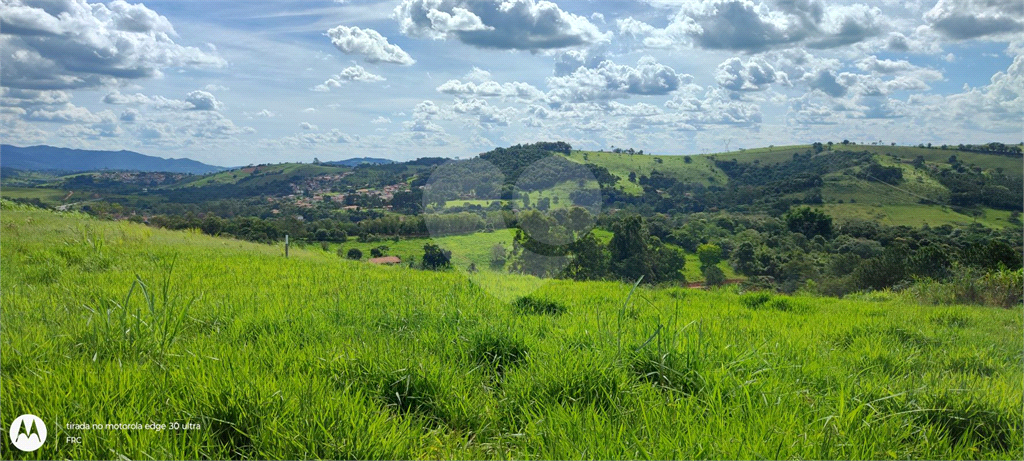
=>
[0,186,71,205]
[2,205,1021,459]
[565,150,728,195]
[820,203,1017,229]
[173,163,348,188]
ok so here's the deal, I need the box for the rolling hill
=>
[0,144,224,174]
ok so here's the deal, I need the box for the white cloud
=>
[184,90,224,111]
[313,65,386,91]
[715,57,789,92]
[925,0,1024,40]
[102,90,225,111]
[449,98,518,127]
[394,0,610,50]
[326,25,416,65]
[300,122,319,130]
[0,0,225,90]
[371,116,392,124]
[25,104,116,124]
[436,79,544,101]
[547,56,688,103]
[623,0,888,52]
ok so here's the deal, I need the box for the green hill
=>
[2,205,1021,459]
[569,144,1021,229]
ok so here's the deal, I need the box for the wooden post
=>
[285,234,289,258]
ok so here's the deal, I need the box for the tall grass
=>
[2,208,1021,459]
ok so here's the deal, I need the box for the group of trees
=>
[506,212,686,284]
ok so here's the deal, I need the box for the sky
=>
[1,0,1022,166]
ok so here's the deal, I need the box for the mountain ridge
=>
[1,144,225,175]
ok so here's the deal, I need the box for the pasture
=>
[2,206,1021,459]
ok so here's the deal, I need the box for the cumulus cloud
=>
[855,56,943,82]
[394,0,610,51]
[120,109,140,122]
[623,0,887,52]
[449,98,518,127]
[184,90,223,111]
[25,104,116,124]
[547,56,688,103]
[940,55,1023,131]
[0,0,225,90]
[371,116,392,124]
[102,90,224,111]
[924,0,1024,40]
[616,16,700,49]
[436,79,544,101]
[313,65,386,91]
[1,88,72,108]
[326,25,415,65]
[715,57,789,91]
[300,122,319,130]
[553,49,606,76]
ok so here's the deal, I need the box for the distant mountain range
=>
[1,144,226,175]
[0,145,398,175]
[323,157,394,167]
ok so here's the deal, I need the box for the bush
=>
[347,248,363,260]
[905,268,1023,308]
[422,243,451,270]
[701,265,726,286]
[512,296,566,315]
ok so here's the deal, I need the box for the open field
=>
[173,163,349,189]
[0,186,71,204]
[2,206,1021,459]
[820,203,1017,229]
[565,150,728,195]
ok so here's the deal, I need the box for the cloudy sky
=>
[1,0,1021,166]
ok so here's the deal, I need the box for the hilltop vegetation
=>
[2,206,1021,459]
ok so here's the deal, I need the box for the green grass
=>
[324,229,517,273]
[2,207,1022,459]
[0,186,71,205]
[174,163,348,188]
[565,150,728,195]
[820,203,1016,229]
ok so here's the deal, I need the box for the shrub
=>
[701,265,726,286]
[422,243,451,270]
[906,268,1023,308]
[512,296,566,315]
[740,291,773,309]
[347,248,362,260]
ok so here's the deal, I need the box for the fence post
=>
[285,234,289,258]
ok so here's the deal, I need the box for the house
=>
[368,256,401,265]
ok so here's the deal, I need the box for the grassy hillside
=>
[565,150,728,195]
[2,206,1021,459]
[174,163,348,188]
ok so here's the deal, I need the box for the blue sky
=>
[1,0,1021,166]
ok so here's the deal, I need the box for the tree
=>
[422,243,451,270]
[370,245,389,258]
[609,215,654,282]
[347,248,363,260]
[702,265,726,286]
[784,207,833,239]
[560,232,609,281]
[629,171,637,182]
[490,243,507,268]
[697,243,723,267]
